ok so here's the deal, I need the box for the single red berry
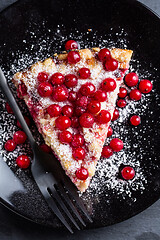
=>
[5,102,14,114]
[117,99,127,108]
[50,72,64,85]
[121,166,135,180]
[94,90,107,102]
[47,104,61,117]
[98,48,111,62]
[38,82,53,97]
[52,85,68,102]
[79,113,94,128]
[125,72,139,87]
[129,89,142,101]
[55,116,71,130]
[101,78,117,92]
[67,51,80,64]
[112,109,119,121]
[105,58,118,71]
[59,130,73,144]
[17,116,30,128]
[40,143,52,153]
[76,168,88,180]
[118,88,127,98]
[71,116,79,128]
[68,90,77,102]
[64,74,78,88]
[130,115,141,126]
[80,82,96,96]
[37,72,49,82]
[65,40,78,51]
[107,126,113,137]
[101,146,113,158]
[139,79,152,93]
[87,100,101,114]
[78,67,91,79]
[16,155,30,169]
[4,139,16,151]
[71,134,84,148]
[62,105,74,117]
[13,131,27,144]
[72,147,85,160]
[110,138,123,152]
[76,96,88,108]
[96,110,111,124]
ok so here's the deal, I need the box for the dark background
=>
[0,0,160,239]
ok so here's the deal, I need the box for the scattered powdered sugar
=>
[0,23,157,203]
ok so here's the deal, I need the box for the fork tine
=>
[63,180,93,223]
[57,183,86,227]
[44,190,73,233]
[48,187,80,230]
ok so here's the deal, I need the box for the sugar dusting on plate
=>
[0,24,157,204]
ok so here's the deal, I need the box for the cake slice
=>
[12,47,132,192]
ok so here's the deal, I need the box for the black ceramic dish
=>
[0,0,160,230]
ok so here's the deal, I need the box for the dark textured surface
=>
[0,0,160,239]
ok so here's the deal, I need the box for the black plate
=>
[0,0,160,230]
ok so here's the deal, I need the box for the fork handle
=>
[0,68,36,149]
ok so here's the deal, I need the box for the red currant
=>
[79,113,94,128]
[65,40,78,51]
[87,100,101,114]
[16,155,30,169]
[118,88,127,98]
[40,143,52,153]
[38,82,53,97]
[121,166,135,180]
[17,116,30,128]
[4,139,16,151]
[105,58,118,71]
[50,72,64,85]
[112,109,119,121]
[72,147,85,160]
[80,82,96,96]
[107,126,113,137]
[5,102,14,114]
[59,130,72,144]
[62,105,73,117]
[67,51,80,64]
[110,138,123,152]
[129,89,142,101]
[55,116,71,130]
[47,104,61,117]
[78,68,91,79]
[71,134,84,148]
[76,96,88,108]
[101,78,116,92]
[52,85,68,102]
[96,110,111,124]
[101,146,113,158]
[13,131,27,144]
[98,48,111,62]
[125,72,139,87]
[117,99,127,108]
[74,106,86,117]
[68,90,77,102]
[139,79,152,93]
[64,74,78,88]
[37,72,49,82]
[130,115,141,126]
[71,116,79,128]
[76,168,88,180]
[94,90,107,102]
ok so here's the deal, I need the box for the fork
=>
[0,68,92,233]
